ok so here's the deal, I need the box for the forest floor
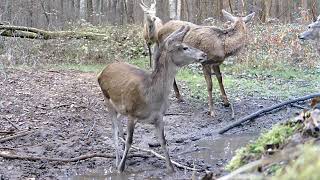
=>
[0,65,315,180]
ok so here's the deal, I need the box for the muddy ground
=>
[0,68,302,179]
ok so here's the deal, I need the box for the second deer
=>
[299,14,320,55]
[98,26,207,172]
[157,10,255,117]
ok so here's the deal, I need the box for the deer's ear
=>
[139,2,148,13]
[243,12,255,23]
[222,9,236,22]
[164,26,190,48]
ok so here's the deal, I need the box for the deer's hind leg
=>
[202,64,215,117]
[118,117,136,172]
[212,65,230,107]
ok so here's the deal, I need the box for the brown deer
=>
[98,26,207,172]
[157,10,255,117]
[140,0,163,67]
[140,0,184,101]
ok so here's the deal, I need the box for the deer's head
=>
[162,26,208,67]
[299,15,320,41]
[222,10,255,31]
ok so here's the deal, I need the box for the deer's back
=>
[158,20,225,62]
[98,62,149,116]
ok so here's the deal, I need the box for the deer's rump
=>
[98,62,149,116]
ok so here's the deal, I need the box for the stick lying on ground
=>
[0,130,34,143]
[218,93,320,134]
[1,115,19,130]
[119,138,206,172]
[0,152,148,162]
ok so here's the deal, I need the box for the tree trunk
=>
[4,0,13,23]
[169,0,178,20]
[87,0,94,22]
[127,0,135,24]
[156,0,170,23]
[80,0,87,20]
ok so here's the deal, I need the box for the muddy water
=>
[186,133,259,168]
[69,133,259,180]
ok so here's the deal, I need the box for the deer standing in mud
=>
[140,0,184,101]
[157,10,255,117]
[98,26,207,172]
[299,15,320,54]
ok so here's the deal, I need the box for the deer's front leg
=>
[212,65,230,107]
[155,117,174,172]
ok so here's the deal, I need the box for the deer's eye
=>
[183,47,189,50]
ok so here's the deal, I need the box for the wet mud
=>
[0,68,299,179]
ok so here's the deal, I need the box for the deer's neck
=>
[224,24,248,57]
[149,52,177,100]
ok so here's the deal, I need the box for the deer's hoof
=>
[167,166,175,173]
[176,97,185,103]
[209,110,216,117]
[117,163,126,173]
[223,101,230,107]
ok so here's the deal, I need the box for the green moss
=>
[274,145,320,180]
[226,123,298,171]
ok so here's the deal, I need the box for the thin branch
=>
[1,115,19,130]
[0,131,15,135]
[291,104,309,110]
[119,138,206,172]
[164,113,192,116]
[230,102,235,119]
[218,93,320,134]
[0,130,34,143]
[0,152,148,162]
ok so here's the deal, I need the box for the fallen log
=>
[0,25,107,41]
[218,93,320,134]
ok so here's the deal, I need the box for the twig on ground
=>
[218,93,320,134]
[0,130,34,143]
[86,120,96,138]
[230,102,235,120]
[177,147,210,156]
[291,103,309,110]
[164,113,192,116]
[119,138,206,172]
[0,116,19,130]
[0,131,15,135]
[0,152,148,162]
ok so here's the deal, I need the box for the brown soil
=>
[0,68,300,179]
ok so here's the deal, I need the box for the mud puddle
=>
[69,133,259,179]
[187,133,259,169]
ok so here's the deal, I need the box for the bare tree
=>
[156,0,170,23]
[87,0,94,22]
[80,0,87,20]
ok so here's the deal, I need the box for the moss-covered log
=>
[0,25,108,40]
